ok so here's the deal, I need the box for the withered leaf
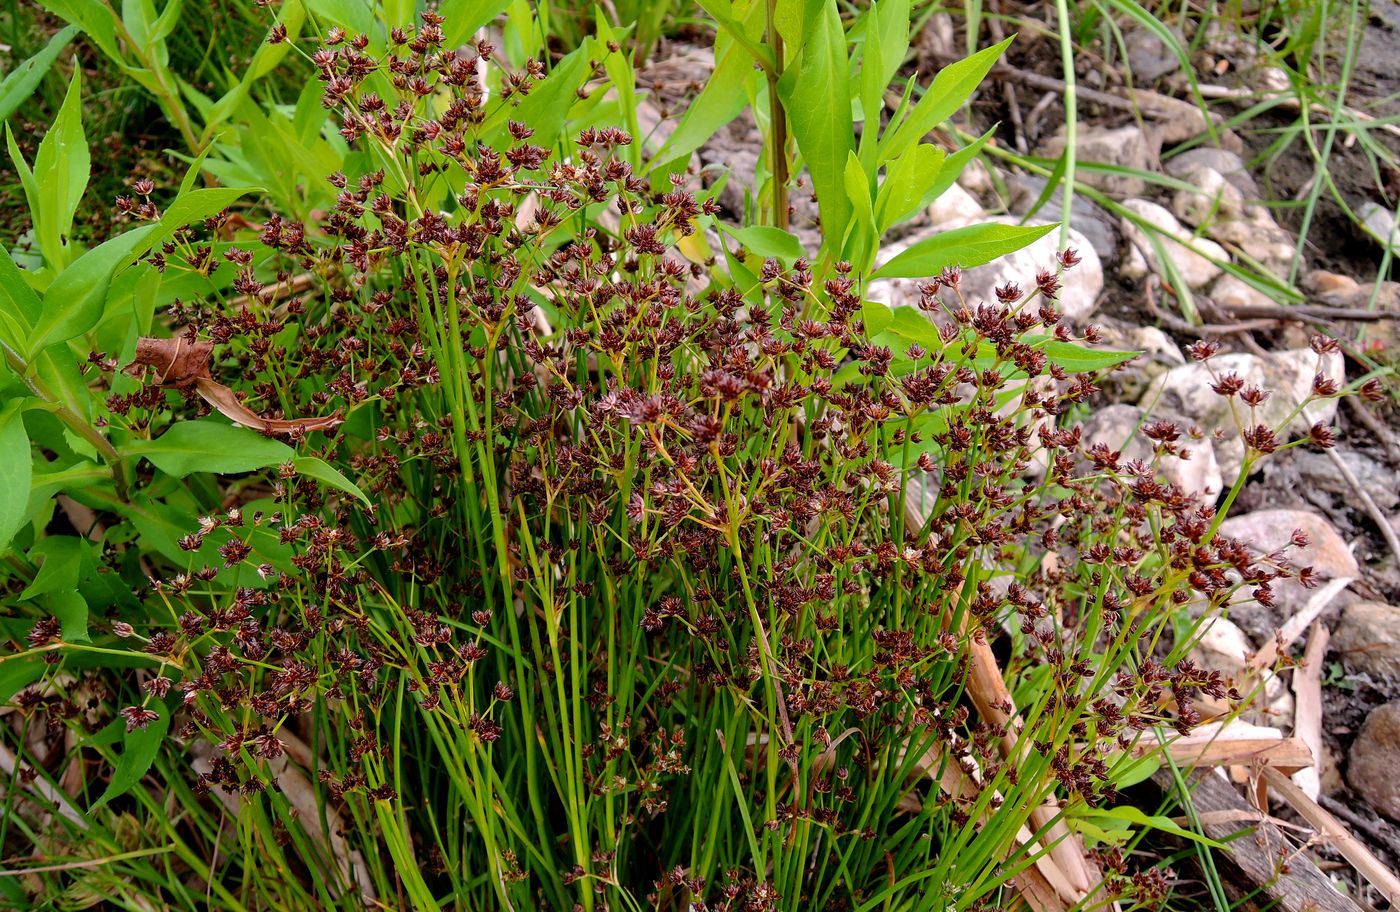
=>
[127,336,342,435]
[128,336,213,389]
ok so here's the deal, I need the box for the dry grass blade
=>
[1290,623,1327,799]
[1260,766,1400,906]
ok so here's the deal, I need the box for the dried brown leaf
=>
[126,336,342,435]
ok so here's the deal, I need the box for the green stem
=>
[763,0,789,230]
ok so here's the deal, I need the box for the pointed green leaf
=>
[124,420,293,477]
[293,456,370,507]
[93,702,169,808]
[0,251,41,346]
[872,221,1055,280]
[720,224,807,262]
[875,142,944,234]
[0,404,31,553]
[0,25,80,122]
[32,68,90,271]
[777,1,853,252]
[27,222,160,354]
[880,36,1011,164]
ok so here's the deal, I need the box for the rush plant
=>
[0,5,1368,912]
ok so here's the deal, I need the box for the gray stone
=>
[1166,148,1258,198]
[927,183,983,226]
[1040,126,1153,200]
[1333,601,1400,691]
[1211,273,1279,311]
[1006,174,1121,262]
[1172,166,1247,227]
[1348,701,1400,821]
[1091,322,1184,404]
[1126,24,1184,82]
[1189,614,1292,720]
[1360,201,1400,254]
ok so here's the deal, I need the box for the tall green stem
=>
[764,0,789,230]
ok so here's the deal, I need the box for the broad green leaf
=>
[42,590,88,644]
[873,305,942,350]
[880,36,1012,165]
[93,702,169,808]
[0,251,41,345]
[19,536,91,643]
[875,142,944,234]
[147,0,184,45]
[872,222,1056,280]
[0,25,80,122]
[481,43,590,149]
[721,241,763,306]
[203,0,304,134]
[153,187,255,241]
[777,1,853,252]
[37,0,127,65]
[720,224,807,261]
[125,420,293,477]
[0,404,30,552]
[859,0,887,142]
[32,68,90,272]
[695,0,776,73]
[0,657,45,704]
[440,0,514,48]
[843,150,877,267]
[19,535,85,600]
[293,456,370,507]
[1040,340,1137,374]
[869,0,910,92]
[859,300,894,337]
[917,127,992,212]
[27,223,160,354]
[654,27,756,166]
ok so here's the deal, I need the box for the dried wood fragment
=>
[1154,768,1361,912]
[1131,730,1314,774]
[1261,766,1400,907]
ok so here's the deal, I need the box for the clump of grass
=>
[0,8,1372,912]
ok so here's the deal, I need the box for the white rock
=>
[927,183,983,226]
[1143,348,1344,483]
[1041,126,1154,199]
[1206,206,1296,273]
[1190,615,1293,722]
[1102,324,1185,365]
[1166,148,1257,197]
[1360,201,1400,254]
[868,218,1104,322]
[1211,274,1277,311]
[1215,509,1358,645]
[1120,198,1229,289]
[1172,166,1246,227]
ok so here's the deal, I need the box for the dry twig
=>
[1260,766,1400,906]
